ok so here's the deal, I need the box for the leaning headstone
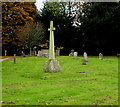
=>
[5,50,7,56]
[21,51,24,54]
[74,52,78,59]
[83,52,88,62]
[22,51,24,55]
[44,21,61,73]
[21,51,25,57]
[14,54,16,64]
[82,59,86,65]
[99,53,103,60]
[69,49,74,56]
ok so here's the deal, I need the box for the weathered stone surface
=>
[5,50,7,56]
[71,49,74,56]
[99,53,103,60]
[56,49,60,56]
[69,49,74,56]
[74,52,78,59]
[82,59,87,65]
[37,50,49,57]
[37,51,42,56]
[44,59,61,73]
[69,53,72,56]
[83,52,88,62]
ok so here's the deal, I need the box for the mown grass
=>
[2,56,118,105]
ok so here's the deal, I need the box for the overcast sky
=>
[35,0,44,10]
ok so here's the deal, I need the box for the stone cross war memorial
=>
[43,21,61,73]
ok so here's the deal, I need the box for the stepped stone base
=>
[43,59,61,73]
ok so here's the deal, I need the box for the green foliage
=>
[2,2,120,55]
[40,2,76,51]
[79,2,120,54]
[40,2,120,55]
[2,56,118,105]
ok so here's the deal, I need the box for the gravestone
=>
[21,51,25,57]
[74,52,78,59]
[21,51,24,54]
[5,50,7,56]
[14,54,16,64]
[99,53,103,60]
[69,49,74,56]
[22,51,25,55]
[71,49,74,56]
[37,49,49,57]
[82,59,86,65]
[83,52,88,62]
[69,53,71,56]
[43,21,61,72]
[41,49,49,57]
[56,49,60,56]
[37,51,42,56]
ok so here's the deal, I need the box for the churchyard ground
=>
[2,56,118,105]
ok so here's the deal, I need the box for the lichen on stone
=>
[43,59,61,73]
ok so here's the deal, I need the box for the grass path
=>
[2,56,118,105]
[0,57,14,62]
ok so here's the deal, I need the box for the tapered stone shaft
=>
[48,21,55,60]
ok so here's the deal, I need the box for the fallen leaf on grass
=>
[59,98,62,100]
[64,100,68,102]
[1,101,15,104]
[77,72,87,73]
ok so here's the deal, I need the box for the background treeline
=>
[2,2,120,55]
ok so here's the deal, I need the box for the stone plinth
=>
[44,59,61,73]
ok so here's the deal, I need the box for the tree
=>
[2,2,36,55]
[16,20,46,52]
[79,2,120,55]
[40,2,120,55]
[40,2,80,55]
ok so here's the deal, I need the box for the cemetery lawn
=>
[2,56,118,105]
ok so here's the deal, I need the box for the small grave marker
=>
[56,49,60,56]
[99,53,103,60]
[74,52,78,59]
[14,54,16,64]
[37,51,42,56]
[83,52,88,62]
[5,50,7,56]
[82,59,86,65]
